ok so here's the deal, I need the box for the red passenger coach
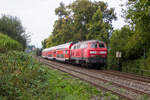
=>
[42,42,76,61]
[42,48,49,58]
[55,42,75,62]
[70,40,107,67]
[47,47,56,60]
[42,47,55,59]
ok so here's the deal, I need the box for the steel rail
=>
[101,70,150,83]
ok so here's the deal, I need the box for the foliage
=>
[42,38,48,49]
[107,26,133,67]
[124,0,150,59]
[107,0,150,75]
[0,15,28,49]
[44,0,116,48]
[0,51,51,100]
[0,33,23,53]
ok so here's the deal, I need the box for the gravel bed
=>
[92,71,150,93]
[100,70,150,83]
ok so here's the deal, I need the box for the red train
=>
[42,40,107,68]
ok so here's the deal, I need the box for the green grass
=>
[44,67,100,100]
[42,66,120,100]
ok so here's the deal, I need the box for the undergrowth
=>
[0,51,50,100]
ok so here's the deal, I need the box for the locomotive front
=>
[86,40,107,66]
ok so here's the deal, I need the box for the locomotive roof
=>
[76,40,104,44]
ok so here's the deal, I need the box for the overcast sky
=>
[0,0,127,48]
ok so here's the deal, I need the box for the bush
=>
[0,51,51,100]
[0,33,23,53]
[107,26,133,68]
[108,26,150,76]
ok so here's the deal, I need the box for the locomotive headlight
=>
[99,51,107,54]
[90,51,97,54]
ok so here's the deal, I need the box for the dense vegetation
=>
[107,0,150,74]
[0,15,28,49]
[43,0,116,48]
[0,33,23,53]
[0,51,51,100]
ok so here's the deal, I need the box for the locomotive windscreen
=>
[90,42,97,48]
[90,42,105,48]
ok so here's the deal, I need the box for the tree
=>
[86,8,112,44]
[42,39,48,49]
[45,0,116,47]
[0,15,27,49]
[70,0,116,42]
[107,26,133,67]
[124,0,150,58]
[107,0,150,71]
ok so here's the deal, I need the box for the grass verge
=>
[41,65,120,100]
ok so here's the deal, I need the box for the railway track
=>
[37,57,150,100]
[101,70,150,83]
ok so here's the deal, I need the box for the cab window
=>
[90,42,98,48]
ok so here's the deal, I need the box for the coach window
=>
[74,45,76,49]
[80,44,83,48]
[76,45,78,49]
[77,44,80,49]
[85,43,88,48]
[80,44,84,48]
[65,50,68,54]
[90,42,98,48]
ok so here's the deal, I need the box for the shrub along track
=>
[36,57,150,100]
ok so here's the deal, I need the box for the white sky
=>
[0,0,127,48]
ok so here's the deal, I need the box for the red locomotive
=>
[42,40,107,68]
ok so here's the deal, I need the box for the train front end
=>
[87,41,107,66]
